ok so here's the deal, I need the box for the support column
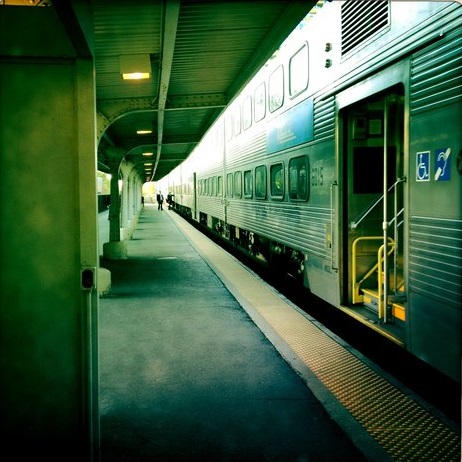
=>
[103,154,127,259]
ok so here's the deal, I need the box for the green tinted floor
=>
[98,204,371,462]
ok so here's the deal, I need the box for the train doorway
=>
[341,86,406,329]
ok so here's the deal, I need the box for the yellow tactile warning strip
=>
[171,214,461,462]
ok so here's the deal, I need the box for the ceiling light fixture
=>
[120,54,151,80]
[137,130,152,135]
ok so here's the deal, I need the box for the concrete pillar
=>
[0,9,99,460]
[119,161,131,240]
[103,161,127,259]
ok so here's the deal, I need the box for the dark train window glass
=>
[227,173,233,197]
[234,171,242,197]
[289,155,309,200]
[233,105,241,136]
[255,165,267,199]
[207,178,212,196]
[212,176,217,196]
[353,147,396,194]
[269,65,284,112]
[270,163,284,198]
[217,176,223,196]
[254,82,266,122]
[289,43,309,97]
[243,96,252,130]
[244,170,253,198]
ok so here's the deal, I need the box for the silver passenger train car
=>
[159,0,462,382]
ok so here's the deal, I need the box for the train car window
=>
[353,147,396,194]
[234,171,242,197]
[233,105,241,136]
[255,165,267,199]
[254,82,266,122]
[270,163,284,198]
[217,175,223,196]
[227,173,233,197]
[244,170,253,198]
[199,179,203,196]
[243,96,252,130]
[269,65,284,112]
[212,176,217,196]
[289,42,309,98]
[289,155,309,200]
[225,113,233,140]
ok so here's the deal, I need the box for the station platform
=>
[98,204,460,462]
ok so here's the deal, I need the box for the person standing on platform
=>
[156,192,164,211]
[167,192,173,210]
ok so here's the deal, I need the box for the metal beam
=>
[153,0,180,181]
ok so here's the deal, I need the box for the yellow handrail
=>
[377,241,396,319]
[351,236,394,304]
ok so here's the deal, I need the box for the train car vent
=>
[341,0,389,56]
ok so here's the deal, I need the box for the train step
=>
[361,288,406,321]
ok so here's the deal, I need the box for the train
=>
[158,0,462,383]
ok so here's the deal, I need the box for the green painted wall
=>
[0,7,99,462]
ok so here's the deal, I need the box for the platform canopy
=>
[85,0,319,182]
[1,0,318,181]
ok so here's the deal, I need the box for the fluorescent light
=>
[142,152,154,156]
[123,72,150,80]
[120,54,151,80]
[137,130,152,135]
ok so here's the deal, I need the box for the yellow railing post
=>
[351,236,394,309]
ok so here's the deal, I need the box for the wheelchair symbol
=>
[416,151,430,181]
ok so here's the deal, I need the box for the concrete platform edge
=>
[167,212,394,462]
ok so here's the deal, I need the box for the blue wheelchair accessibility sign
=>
[434,147,451,181]
[416,151,430,182]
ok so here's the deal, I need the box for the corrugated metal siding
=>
[314,96,335,142]
[409,216,462,307]
[197,196,224,221]
[93,0,161,101]
[226,129,266,170]
[341,0,389,56]
[171,2,293,95]
[227,200,329,257]
[410,28,462,116]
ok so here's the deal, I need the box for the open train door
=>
[338,74,406,336]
